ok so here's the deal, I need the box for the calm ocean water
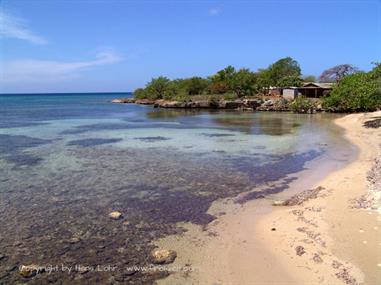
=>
[0,93,354,284]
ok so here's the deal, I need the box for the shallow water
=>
[0,93,353,284]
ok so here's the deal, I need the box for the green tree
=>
[323,71,381,112]
[303,75,316,82]
[182,77,209,95]
[277,76,303,88]
[267,57,301,86]
[230,68,258,97]
[145,76,171,99]
[257,69,272,93]
[133,88,147,99]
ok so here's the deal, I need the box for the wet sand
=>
[157,111,381,285]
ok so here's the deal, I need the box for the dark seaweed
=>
[0,147,322,284]
[0,134,51,166]
[200,133,235,137]
[67,138,122,147]
[133,136,170,142]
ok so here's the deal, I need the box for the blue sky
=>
[0,0,380,93]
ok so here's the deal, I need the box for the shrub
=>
[223,93,238,100]
[133,88,147,99]
[290,96,315,113]
[208,95,221,108]
[323,72,381,112]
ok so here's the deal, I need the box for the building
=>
[281,82,334,100]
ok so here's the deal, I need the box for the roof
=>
[302,82,334,89]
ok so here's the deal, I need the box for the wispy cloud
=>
[0,50,123,84]
[0,10,47,44]
[208,8,221,16]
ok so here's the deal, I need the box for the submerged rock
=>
[109,211,123,220]
[151,249,177,264]
[19,264,44,278]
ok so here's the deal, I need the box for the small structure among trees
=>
[281,82,333,100]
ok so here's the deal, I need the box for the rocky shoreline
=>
[111,97,321,113]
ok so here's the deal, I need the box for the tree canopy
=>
[319,64,358,82]
[266,57,301,86]
[323,63,381,112]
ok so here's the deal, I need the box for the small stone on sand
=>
[109,211,122,220]
[359,229,364,233]
[272,200,285,206]
[362,240,368,244]
[151,249,177,264]
[19,264,44,278]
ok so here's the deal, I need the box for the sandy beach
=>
[157,111,381,285]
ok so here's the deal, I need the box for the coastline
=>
[155,111,381,284]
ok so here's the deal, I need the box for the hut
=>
[281,82,334,100]
[297,82,334,98]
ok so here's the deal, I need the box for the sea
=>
[0,92,355,284]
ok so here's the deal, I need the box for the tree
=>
[230,68,258,97]
[206,81,230,94]
[215,65,236,83]
[369,62,381,80]
[303,75,316,82]
[133,88,147,99]
[323,71,381,112]
[145,76,171,99]
[182,77,209,95]
[319,64,358,82]
[277,76,303,88]
[207,65,237,94]
[257,69,272,93]
[266,57,301,86]
[163,80,183,99]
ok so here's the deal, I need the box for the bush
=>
[208,95,221,108]
[290,96,315,113]
[323,72,381,112]
[223,93,238,100]
[133,88,147,99]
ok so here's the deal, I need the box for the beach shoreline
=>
[156,111,381,285]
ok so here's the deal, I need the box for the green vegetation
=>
[133,58,381,113]
[303,75,316,82]
[290,97,316,113]
[134,57,303,100]
[323,63,381,112]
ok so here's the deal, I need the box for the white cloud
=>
[0,10,47,44]
[208,8,221,16]
[0,50,123,84]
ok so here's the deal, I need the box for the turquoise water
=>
[0,93,353,284]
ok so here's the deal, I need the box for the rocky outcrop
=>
[111,98,135,103]
[257,98,290,112]
[112,97,296,112]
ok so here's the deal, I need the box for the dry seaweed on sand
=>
[363,116,381,128]
[274,186,326,206]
